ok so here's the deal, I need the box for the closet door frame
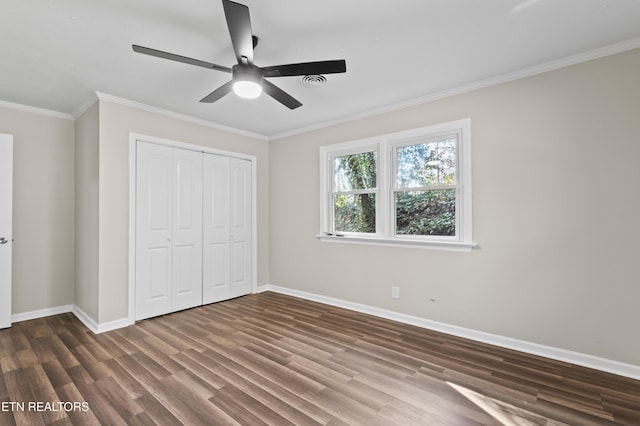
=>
[127,133,257,325]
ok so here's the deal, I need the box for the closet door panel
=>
[171,149,203,311]
[229,158,252,298]
[148,247,171,299]
[136,142,173,320]
[210,243,228,286]
[202,154,230,304]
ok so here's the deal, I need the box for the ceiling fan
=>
[132,0,347,110]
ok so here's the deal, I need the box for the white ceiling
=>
[2,0,640,138]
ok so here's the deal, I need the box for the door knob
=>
[0,237,8,245]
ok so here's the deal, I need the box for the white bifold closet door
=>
[203,154,252,304]
[136,142,203,321]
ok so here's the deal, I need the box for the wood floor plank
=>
[286,354,353,389]
[133,392,181,425]
[22,365,67,424]
[41,335,80,371]
[93,375,144,420]
[69,346,111,383]
[0,291,638,425]
[238,339,292,366]
[100,358,147,400]
[146,374,240,425]
[0,364,8,399]
[69,383,117,424]
[170,351,228,390]
[319,386,381,424]
[4,368,46,426]
[54,331,82,353]
[93,332,137,358]
[212,343,327,397]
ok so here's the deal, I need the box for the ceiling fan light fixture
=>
[233,79,262,99]
[232,65,263,99]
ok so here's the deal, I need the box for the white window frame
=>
[318,118,475,252]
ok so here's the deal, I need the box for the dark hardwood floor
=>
[1,291,638,425]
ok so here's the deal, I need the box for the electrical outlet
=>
[391,286,400,299]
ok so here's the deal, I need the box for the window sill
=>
[315,234,478,252]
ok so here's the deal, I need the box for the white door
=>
[136,142,172,320]
[202,155,252,303]
[202,154,230,304]
[229,158,252,298]
[135,142,202,320]
[0,134,13,329]
[171,148,203,311]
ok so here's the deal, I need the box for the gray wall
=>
[74,103,99,319]
[0,106,75,314]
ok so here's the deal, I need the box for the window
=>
[394,136,457,237]
[319,119,474,251]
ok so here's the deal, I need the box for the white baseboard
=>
[72,305,131,334]
[71,305,99,333]
[94,317,132,334]
[10,304,130,335]
[11,305,73,323]
[260,284,640,381]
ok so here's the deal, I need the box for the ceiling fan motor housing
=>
[232,64,263,84]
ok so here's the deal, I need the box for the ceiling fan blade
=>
[222,0,254,65]
[261,60,346,78]
[262,79,302,110]
[132,45,232,73]
[200,80,234,103]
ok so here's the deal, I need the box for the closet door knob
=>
[0,237,8,245]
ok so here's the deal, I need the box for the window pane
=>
[334,194,376,233]
[334,151,377,191]
[395,189,455,236]
[397,138,456,188]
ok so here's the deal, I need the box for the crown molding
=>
[71,93,99,119]
[0,99,73,120]
[95,92,268,141]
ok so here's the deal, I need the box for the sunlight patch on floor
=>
[447,382,570,426]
